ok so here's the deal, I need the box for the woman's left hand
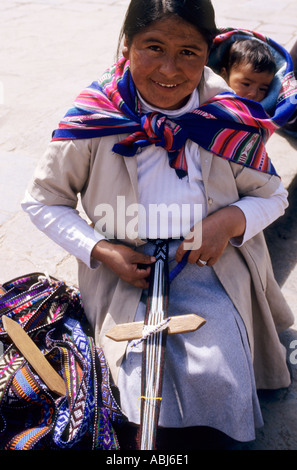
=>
[175,206,246,267]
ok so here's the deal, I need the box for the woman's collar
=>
[137,88,200,116]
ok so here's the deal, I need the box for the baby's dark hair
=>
[226,39,277,75]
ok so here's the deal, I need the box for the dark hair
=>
[117,0,217,56]
[226,39,277,75]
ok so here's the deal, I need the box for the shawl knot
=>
[112,112,189,177]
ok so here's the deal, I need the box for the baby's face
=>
[226,62,274,102]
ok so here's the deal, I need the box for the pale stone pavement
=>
[0,0,296,450]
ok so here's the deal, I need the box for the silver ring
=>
[198,259,207,266]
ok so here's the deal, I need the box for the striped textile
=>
[0,274,124,450]
[52,32,297,178]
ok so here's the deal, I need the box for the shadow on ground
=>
[265,159,297,287]
[265,130,297,287]
[230,131,297,450]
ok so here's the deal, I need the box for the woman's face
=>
[122,16,209,110]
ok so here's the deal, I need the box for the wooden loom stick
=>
[105,313,206,342]
[2,315,66,397]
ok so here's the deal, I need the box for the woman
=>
[22,0,294,450]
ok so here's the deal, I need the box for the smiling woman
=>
[119,0,216,110]
[22,0,294,451]
[122,17,210,110]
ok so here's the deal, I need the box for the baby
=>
[221,39,276,102]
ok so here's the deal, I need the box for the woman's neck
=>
[137,88,199,117]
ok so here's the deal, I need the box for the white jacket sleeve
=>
[21,190,105,268]
[230,180,288,246]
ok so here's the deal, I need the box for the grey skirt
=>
[117,240,263,442]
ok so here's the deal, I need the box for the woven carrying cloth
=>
[51,46,296,179]
[0,273,125,450]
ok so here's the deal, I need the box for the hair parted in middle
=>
[117,0,218,56]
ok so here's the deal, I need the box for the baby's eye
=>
[241,82,250,88]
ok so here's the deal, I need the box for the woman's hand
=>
[175,206,246,266]
[91,240,156,289]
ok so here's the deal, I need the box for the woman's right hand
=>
[91,240,156,289]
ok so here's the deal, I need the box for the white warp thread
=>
[131,317,171,348]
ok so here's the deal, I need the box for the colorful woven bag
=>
[0,272,125,450]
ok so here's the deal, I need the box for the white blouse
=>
[22,89,288,267]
